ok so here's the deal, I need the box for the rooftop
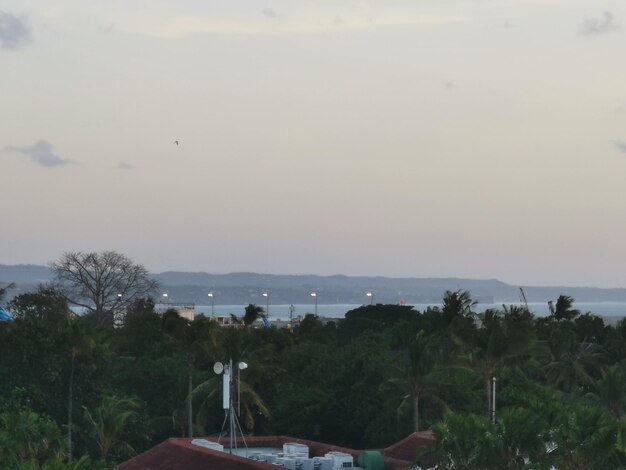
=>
[117,433,435,470]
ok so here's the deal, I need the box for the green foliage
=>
[0,410,64,467]
[7,285,71,321]
[5,284,626,469]
[80,395,140,461]
[338,304,418,343]
[243,304,265,326]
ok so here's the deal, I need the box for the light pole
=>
[208,292,215,316]
[366,292,374,305]
[262,291,269,319]
[311,292,318,316]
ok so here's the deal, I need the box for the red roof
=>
[117,433,435,470]
[381,431,436,463]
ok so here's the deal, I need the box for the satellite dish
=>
[213,362,224,375]
[238,362,248,370]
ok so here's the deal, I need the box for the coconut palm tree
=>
[388,330,475,432]
[0,410,64,466]
[430,412,502,469]
[0,282,15,302]
[587,364,626,418]
[182,316,219,437]
[160,310,220,437]
[439,290,477,350]
[550,404,619,469]
[549,295,581,321]
[81,395,140,461]
[243,304,265,327]
[475,306,534,420]
[544,324,603,394]
[66,316,98,462]
[192,328,269,433]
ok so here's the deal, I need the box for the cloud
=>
[117,161,133,170]
[614,141,626,153]
[579,12,619,35]
[6,140,71,167]
[98,23,115,34]
[0,10,32,50]
[261,9,278,19]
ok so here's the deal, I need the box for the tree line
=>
[2,252,626,468]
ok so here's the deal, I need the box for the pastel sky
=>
[2,0,626,287]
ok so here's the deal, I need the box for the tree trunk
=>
[413,391,420,433]
[68,353,75,462]
[485,376,492,421]
[187,361,193,438]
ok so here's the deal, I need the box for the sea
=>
[191,302,626,322]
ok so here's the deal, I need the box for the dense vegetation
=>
[2,282,626,469]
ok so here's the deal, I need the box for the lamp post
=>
[366,292,374,305]
[311,292,318,316]
[262,291,269,319]
[208,292,215,316]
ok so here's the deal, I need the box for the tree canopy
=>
[50,251,158,324]
[1,278,626,469]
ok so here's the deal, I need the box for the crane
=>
[519,287,529,311]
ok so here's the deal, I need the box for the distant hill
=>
[2,264,626,304]
[0,264,52,285]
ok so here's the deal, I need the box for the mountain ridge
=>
[2,264,626,304]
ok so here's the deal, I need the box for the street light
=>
[262,291,269,319]
[366,292,374,305]
[162,293,169,304]
[311,292,318,316]
[208,292,215,316]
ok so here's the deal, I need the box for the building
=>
[117,433,435,469]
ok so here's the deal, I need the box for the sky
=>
[2,0,626,288]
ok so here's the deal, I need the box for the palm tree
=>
[243,304,265,327]
[0,410,64,466]
[549,295,581,321]
[497,407,551,469]
[66,316,97,462]
[182,316,219,437]
[160,310,220,437]
[475,306,534,420]
[439,290,477,350]
[430,412,502,469]
[388,330,475,432]
[0,282,15,302]
[81,395,140,461]
[587,364,626,418]
[550,404,619,469]
[192,328,269,433]
[544,324,603,394]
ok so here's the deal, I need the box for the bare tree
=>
[50,251,158,321]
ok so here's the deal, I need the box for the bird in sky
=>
[174,140,179,146]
